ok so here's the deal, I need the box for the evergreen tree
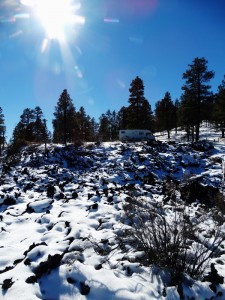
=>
[98,113,111,141]
[203,94,215,125]
[85,115,96,141]
[75,106,86,142]
[12,108,34,144]
[76,106,89,141]
[174,99,180,134]
[110,110,119,140]
[10,106,50,152]
[33,106,51,142]
[52,89,76,145]
[213,76,225,137]
[98,110,119,141]
[33,106,44,139]
[178,91,196,141]
[181,57,214,141]
[126,76,153,130]
[117,106,129,130]
[0,107,6,152]
[42,118,50,155]
[155,92,176,139]
[75,107,97,142]
[90,117,98,142]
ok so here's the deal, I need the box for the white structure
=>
[119,129,155,141]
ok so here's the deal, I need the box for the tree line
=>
[1,56,225,152]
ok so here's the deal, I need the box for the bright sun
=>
[33,0,84,40]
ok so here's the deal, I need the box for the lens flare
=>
[20,0,85,41]
[20,0,85,80]
[34,0,84,40]
[104,18,119,23]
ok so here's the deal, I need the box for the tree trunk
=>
[191,126,195,142]
[195,123,200,141]
[186,126,190,142]
[167,130,170,139]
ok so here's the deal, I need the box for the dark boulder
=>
[2,278,14,290]
[180,178,221,207]
[80,281,90,295]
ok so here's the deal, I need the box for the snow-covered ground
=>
[1,125,225,299]
[154,123,222,143]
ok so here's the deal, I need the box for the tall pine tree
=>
[178,91,196,141]
[174,99,180,134]
[126,76,153,130]
[75,106,96,142]
[117,106,128,130]
[98,112,111,141]
[155,92,176,139]
[33,106,51,142]
[181,57,214,141]
[52,89,76,145]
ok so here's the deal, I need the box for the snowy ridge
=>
[1,136,225,299]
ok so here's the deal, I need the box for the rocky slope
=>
[0,140,225,299]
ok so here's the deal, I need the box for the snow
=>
[1,124,225,299]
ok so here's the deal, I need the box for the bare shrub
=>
[121,197,225,285]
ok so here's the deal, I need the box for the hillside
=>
[1,133,225,299]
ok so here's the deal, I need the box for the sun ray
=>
[21,0,85,41]
[19,0,85,91]
[36,0,77,40]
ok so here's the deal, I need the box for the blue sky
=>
[0,0,225,140]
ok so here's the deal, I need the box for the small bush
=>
[121,197,225,285]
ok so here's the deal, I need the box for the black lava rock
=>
[80,281,90,295]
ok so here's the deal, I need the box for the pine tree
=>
[33,106,51,142]
[110,110,119,140]
[174,99,180,134]
[213,76,225,137]
[84,115,95,141]
[117,106,129,130]
[12,108,34,144]
[0,107,6,152]
[33,106,44,140]
[181,57,214,141]
[178,91,196,141]
[98,113,111,141]
[10,106,50,153]
[155,92,176,139]
[126,76,153,130]
[42,118,50,155]
[98,110,119,141]
[75,107,97,142]
[52,89,76,145]
[13,108,49,143]
[90,117,98,142]
[75,106,89,142]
